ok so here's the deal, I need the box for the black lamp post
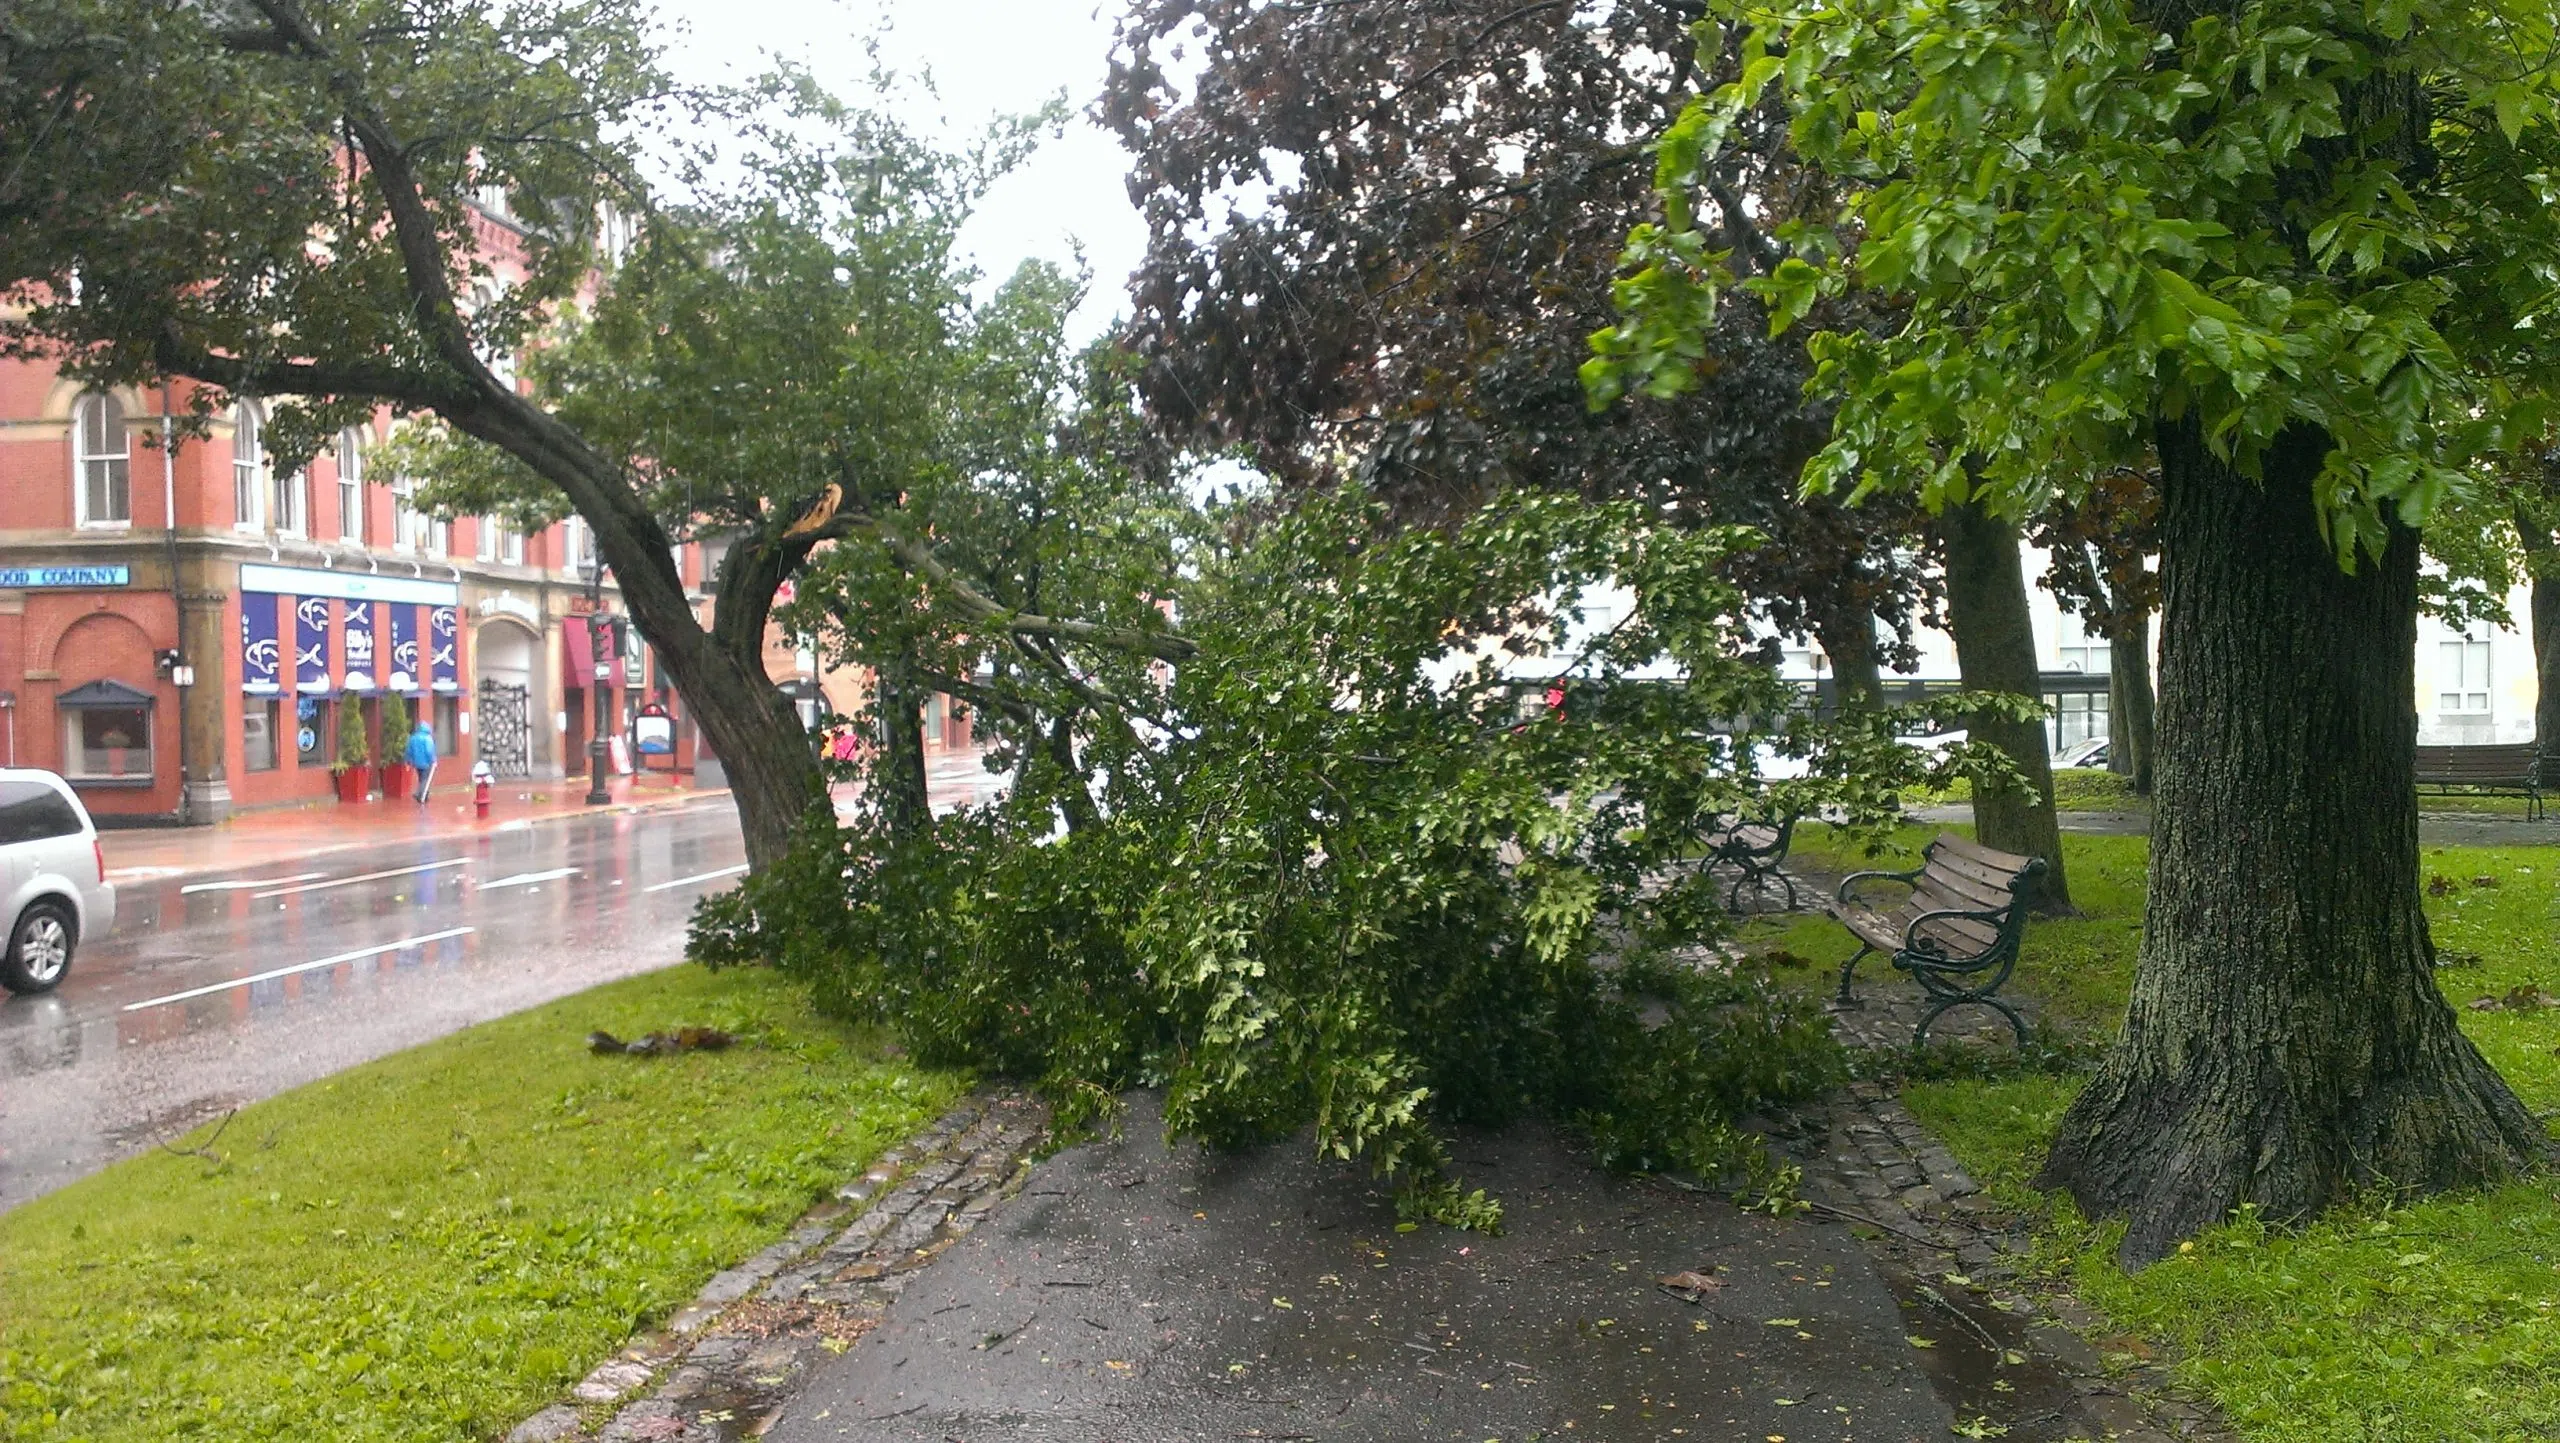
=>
[581,549,614,806]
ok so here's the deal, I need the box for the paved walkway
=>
[766,1093,1950,1443]
[1910,803,2560,849]
[100,748,1012,885]
[100,772,721,883]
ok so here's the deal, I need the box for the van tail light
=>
[94,839,106,885]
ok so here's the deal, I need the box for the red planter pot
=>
[378,762,411,800]
[335,766,372,803]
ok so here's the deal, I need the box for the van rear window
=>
[0,780,84,845]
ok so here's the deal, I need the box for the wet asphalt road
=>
[0,799,749,1212]
[770,1094,1950,1443]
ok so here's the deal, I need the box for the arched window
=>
[274,452,306,536]
[337,427,367,543]
[72,393,131,527]
[231,400,266,531]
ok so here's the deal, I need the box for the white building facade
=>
[1775,546,2544,752]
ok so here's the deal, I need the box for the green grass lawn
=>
[1743,825,2560,1442]
[0,966,962,1443]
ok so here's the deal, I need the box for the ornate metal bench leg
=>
[1776,869,1800,911]
[1834,944,1871,1006]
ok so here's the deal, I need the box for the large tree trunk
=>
[1937,498,2073,909]
[448,404,825,874]
[2039,420,2545,1266]
[2515,508,2560,756]
[2107,608,2157,794]
[1813,608,1885,712]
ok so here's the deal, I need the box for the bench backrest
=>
[1900,833,2045,957]
[2412,742,2541,784]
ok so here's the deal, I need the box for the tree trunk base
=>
[2041,1020,2547,1265]
[2039,419,2547,1267]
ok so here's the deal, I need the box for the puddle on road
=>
[1875,1261,2098,1442]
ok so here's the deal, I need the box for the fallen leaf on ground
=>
[1655,1270,1723,1299]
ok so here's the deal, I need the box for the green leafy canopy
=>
[1588,0,2560,563]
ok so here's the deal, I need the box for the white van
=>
[0,769,117,995]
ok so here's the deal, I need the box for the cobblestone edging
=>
[1723,909,2238,1443]
[505,1089,1050,1443]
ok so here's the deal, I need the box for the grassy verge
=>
[1905,767,2147,812]
[1743,827,2560,1441]
[0,966,962,1443]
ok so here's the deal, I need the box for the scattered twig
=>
[159,1108,238,1165]
[1917,1283,2005,1356]
[1801,1198,1947,1248]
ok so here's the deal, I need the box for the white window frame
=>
[63,702,155,782]
[476,515,499,562]
[337,428,366,544]
[232,400,266,532]
[273,457,306,537]
[2439,630,2493,714]
[392,476,424,551]
[72,392,133,529]
[500,525,523,566]
[2056,610,2112,675]
[430,514,450,557]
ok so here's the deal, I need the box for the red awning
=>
[561,616,626,687]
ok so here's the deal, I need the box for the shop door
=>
[476,681,532,780]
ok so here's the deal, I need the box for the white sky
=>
[649,0,1148,342]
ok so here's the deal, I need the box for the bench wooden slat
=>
[1929,832,2036,873]
[1925,847,2032,899]
[1913,864,2015,912]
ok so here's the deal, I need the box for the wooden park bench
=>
[1698,812,1799,910]
[1830,833,2047,1046]
[2413,742,2545,820]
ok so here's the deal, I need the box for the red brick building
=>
[0,357,727,823]
[2,196,978,826]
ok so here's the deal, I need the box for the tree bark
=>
[2107,608,2157,794]
[448,403,823,873]
[2039,420,2546,1266]
[1813,608,1885,712]
[2514,508,2560,757]
[1937,498,2073,909]
[873,658,933,839]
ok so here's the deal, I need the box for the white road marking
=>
[180,873,325,894]
[475,867,580,891]
[107,866,188,881]
[251,858,468,899]
[642,864,748,893]
[121,927,478,1012]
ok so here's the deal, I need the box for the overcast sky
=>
[650,0,1148,342]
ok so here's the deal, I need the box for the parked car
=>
[0,769,116,995]
[2055,736,2112,769]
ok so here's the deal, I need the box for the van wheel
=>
[0,901,75,995]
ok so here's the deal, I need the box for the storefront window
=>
[68,706,154,780]
[296,697,330,767]
[244,700,279,772]
[435,697,459,758]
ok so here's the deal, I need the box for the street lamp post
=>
[581,552,614,806]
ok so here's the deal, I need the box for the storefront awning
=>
[561,615,627,686]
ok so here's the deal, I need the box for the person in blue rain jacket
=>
[406,721,438,803]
